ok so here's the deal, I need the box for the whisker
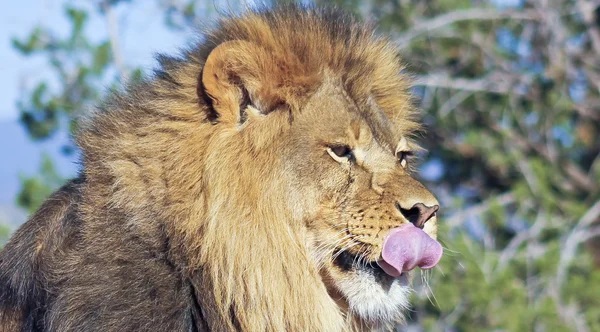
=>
[357,246,370,267]
[331,242,361,263]
[433,264,446,277]
[351,243,367,268]
[440,245,462,256]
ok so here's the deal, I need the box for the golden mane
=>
[72,5,420,331]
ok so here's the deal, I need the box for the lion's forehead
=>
[303,77,402,148]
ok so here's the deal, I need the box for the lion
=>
[0,5,442,332]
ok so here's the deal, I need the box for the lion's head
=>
[78,5,442,331]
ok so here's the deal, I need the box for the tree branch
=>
[555,200,600,291]
[577,0,600,55]
[446,192,515,228]
[397,8,541,48]
[412,73,532,95]
[101,1,128,82]
[496,212,545,271]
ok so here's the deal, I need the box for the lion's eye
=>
[327,145,354,163]
[397,150,413,168]
[331,145,351,157]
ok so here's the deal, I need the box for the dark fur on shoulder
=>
[0,177,198,332]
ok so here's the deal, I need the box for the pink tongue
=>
[379,224,443,277]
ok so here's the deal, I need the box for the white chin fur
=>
[336,268,412,325]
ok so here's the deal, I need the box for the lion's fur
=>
[0,5,438,332]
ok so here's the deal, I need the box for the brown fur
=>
[0,5,440,331]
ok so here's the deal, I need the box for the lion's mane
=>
[0,5,418,331]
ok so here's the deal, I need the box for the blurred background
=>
[1,0,599,330]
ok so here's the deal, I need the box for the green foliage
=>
[11,27,45,55]
[11,3,128,213]
[16,155,64,214]
[12,5,115,143]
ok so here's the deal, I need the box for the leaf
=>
[16,155,65,213]
[92,41,112,75]
[66,7,88,43]
[11,27,45,55]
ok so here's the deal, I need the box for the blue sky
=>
[0,0,194,210]
[0,0,200,206]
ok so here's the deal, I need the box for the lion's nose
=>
[394,202,439,229]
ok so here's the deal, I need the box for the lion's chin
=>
[329,252,412,326]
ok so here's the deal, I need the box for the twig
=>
[584,225,600,241]
[101,1,129,82]
[555,200,600,291]
[397,8,541,48]
[496,212,545,271]
[446,192,515,228]
[491,123,597,192]
[577,0,600,55]
[547,200,600,332]
[437,90,472,117]
[413,73,533,95]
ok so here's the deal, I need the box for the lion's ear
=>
[200,40,275,125]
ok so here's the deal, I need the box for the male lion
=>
[0,5,442,332]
